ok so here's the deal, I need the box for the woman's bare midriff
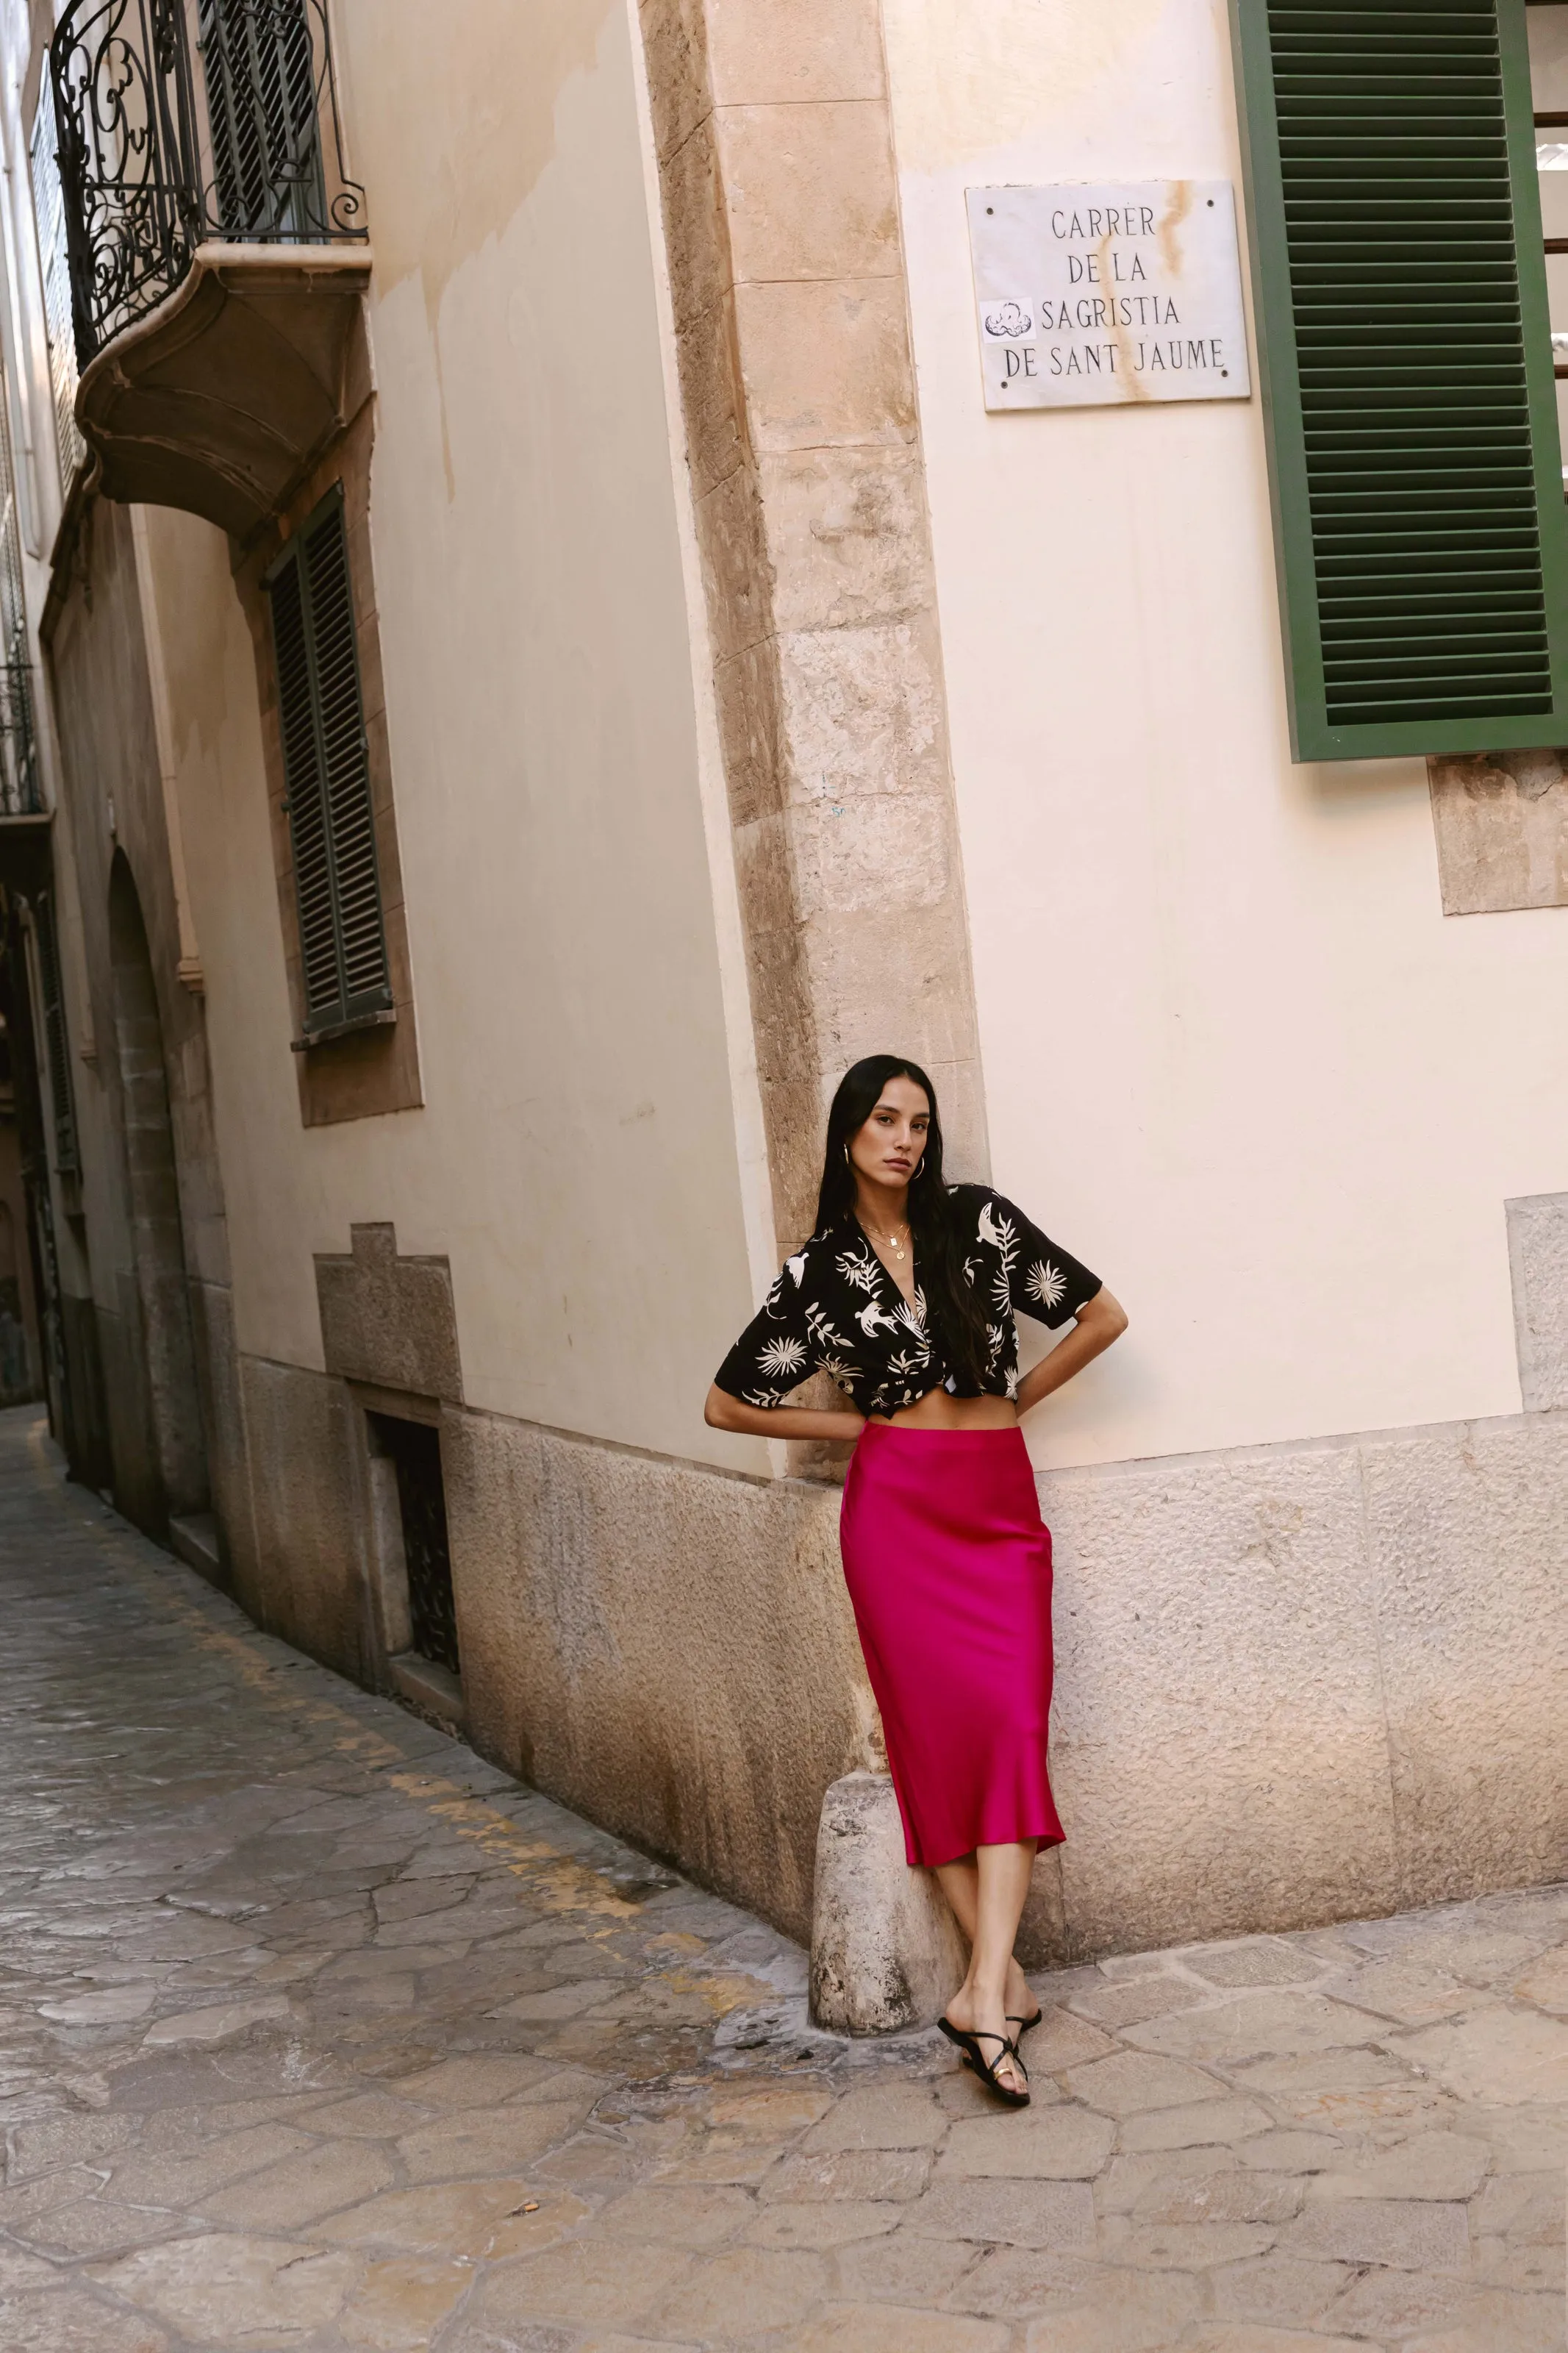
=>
[870,1389,1019,1431]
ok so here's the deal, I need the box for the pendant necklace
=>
[864,1217,910,1265]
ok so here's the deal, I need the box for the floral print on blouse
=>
[713,1185,1102,1418]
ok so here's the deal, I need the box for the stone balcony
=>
[50,0,370,543]
[75,240,373,540]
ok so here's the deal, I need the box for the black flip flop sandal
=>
[938,2016,1031,2107]
[1008,2007,1044,2038]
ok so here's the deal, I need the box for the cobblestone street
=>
[0,1404,1563,2352]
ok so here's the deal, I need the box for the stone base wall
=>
[62,1279,246,1567]
[443,1407,873,1943]
[200,1344,1568,1964]
[1045,1410,1568,1960]
[189,1277,250,1590]
[232,1353,376,1687]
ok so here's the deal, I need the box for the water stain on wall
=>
[341,0,617,333]
[334,0,617,502]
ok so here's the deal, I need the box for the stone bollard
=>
[809,1771,968,2033]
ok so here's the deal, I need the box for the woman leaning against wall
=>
[706,1055,1126,2107]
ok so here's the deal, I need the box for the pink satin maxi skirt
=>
[839,1424,1064,1868]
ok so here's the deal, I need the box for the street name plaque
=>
[967,181,1251,411]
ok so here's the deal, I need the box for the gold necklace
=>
[862,1216,910,1265]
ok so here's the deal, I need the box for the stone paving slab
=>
[0,1404,1564,2351]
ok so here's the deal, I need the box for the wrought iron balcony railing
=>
[49,0,367,374]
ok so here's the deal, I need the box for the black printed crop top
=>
[713,1184,1102,1419]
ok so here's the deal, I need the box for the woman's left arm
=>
[1014,1287,1128,1417]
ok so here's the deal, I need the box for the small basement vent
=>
[373,1414,459,1675]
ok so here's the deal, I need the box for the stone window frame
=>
[236,398,421,1125]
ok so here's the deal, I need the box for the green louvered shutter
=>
[1230,0,1568,760]
[198,0,326,240]
[265,489,393,1044]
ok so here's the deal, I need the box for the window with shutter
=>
[0,351,40,816]
[32,890,79,1175]
[1533,7,1568,436]
[265,488,393,1045]
[199,0,327,240]
[1230,0,1568,760]
[29,99,84,490]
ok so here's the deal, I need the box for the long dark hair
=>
[814,1054,992,1387]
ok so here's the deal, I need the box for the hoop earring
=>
[843,1144,851,1163]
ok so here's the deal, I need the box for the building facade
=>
[2,0,1566,1975]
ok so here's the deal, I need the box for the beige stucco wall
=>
[882,0,1568,1471]
[145,0,771,1471]
[8,0,1567,1968]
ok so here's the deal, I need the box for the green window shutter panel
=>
[198,0,326,240]
[32,890,78,1174]
[1230,0,1568,760]
[266,489,393,1043]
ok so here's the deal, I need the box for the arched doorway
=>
[108,852,209,1525]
